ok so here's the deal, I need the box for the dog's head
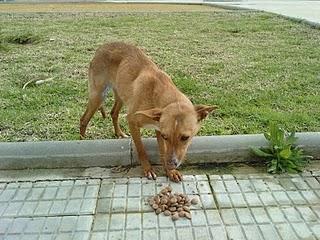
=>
[136,102,217,170]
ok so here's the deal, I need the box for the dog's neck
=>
[152,71,193,110]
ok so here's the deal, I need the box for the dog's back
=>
[90,42,153,79]
[97,42,147,63]
[88,42,155,96]
[89,42,181,109]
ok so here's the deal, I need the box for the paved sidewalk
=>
[0,169,320,240]
[208,0,320,25]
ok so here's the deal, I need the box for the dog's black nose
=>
[171,158,179,168]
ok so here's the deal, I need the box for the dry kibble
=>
[149,185,198,221]
[178,211,185,217]
[161,189,167,194]
[169,207,176,212]
[179,194,186,199]
[154,196,160,204]
[160,205,167,211]
[161,198,168,205]
[183,206,190,212]
[170,198,177,204]
[191,197,199,205]
[164,210,171,216]
[172,213,179,221]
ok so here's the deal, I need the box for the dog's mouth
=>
[175,160,182,168]
[167,158,182,170]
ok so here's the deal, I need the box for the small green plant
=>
[0,42,9,51]
[251,123,311,174]
[4,32,40,45]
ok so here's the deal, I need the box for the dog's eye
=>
[181,135,189,141]
[161,134,168,140]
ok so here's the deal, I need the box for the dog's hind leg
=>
[80,93,104,139]
[99,105,107,119]
[111,90,128,138]
[80,71,112,139]
[98,84,112,119]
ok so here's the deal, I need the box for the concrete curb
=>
[0,139,131,170]
[0,133,319,170]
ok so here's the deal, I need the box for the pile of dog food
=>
[148,185,198,220]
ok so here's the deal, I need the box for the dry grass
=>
[0,3,222,13]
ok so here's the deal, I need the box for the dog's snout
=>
[169,154,181,169]
[172,158,179,167]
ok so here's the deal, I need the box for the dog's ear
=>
[194,105,217,121]
[135,108,162,121]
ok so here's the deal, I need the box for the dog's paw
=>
[119,133,129,138]
[144,168,157,180]
[116,131,130,139]
[167,169,183,182]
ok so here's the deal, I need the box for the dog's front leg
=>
[156,130,166,168]
[156,130,183,182]
[127,116,157,180]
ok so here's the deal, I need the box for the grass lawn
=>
[0,3,319,142]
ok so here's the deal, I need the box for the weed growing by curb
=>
[251,123,312,173]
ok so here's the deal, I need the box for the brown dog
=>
[80,42,216,182]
